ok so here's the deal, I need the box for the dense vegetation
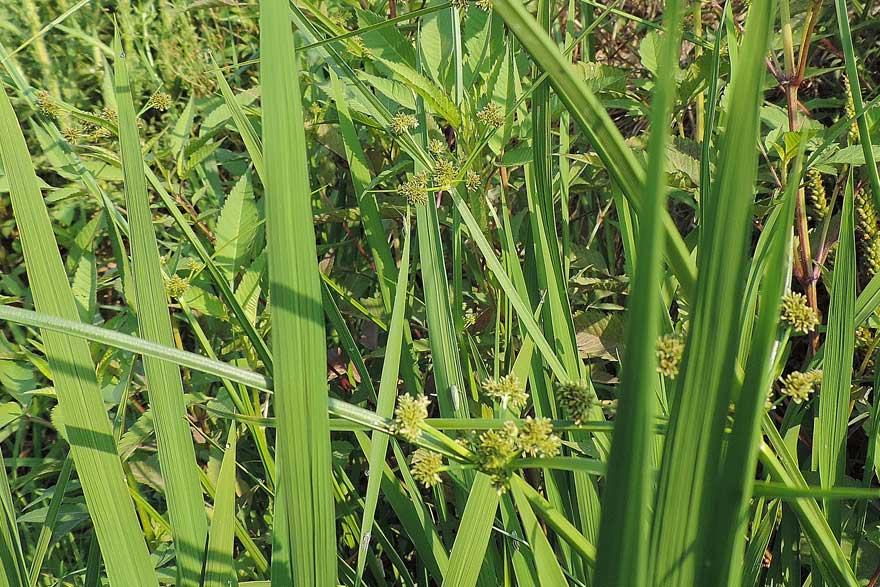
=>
[3,0,880,585]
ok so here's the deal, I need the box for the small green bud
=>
[780,370,822,404]
[411,449,443,487]
[390,112,418,135]
[394,394,430,442]
[780,292,820,334]
[556,380,595,425]
[482,374,527,413]
[656,334,685,378]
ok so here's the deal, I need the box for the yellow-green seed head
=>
[780,292,820,334]
[398,172,429,206]
[477,0,492,9]
[61,126,83,144]
[482,374,527,413]
[465,170,481,192]
[429,139,447,155]
[517,417,561,458]
[556,380,595,424]
[35,91,60,118]
[477,102,505,128]
[164,274,190,298]
[147,92,173,111]
[781,370,822,404]
[184,257,204,272]
[433,158,456,191]
[807,168,828,220]
[475,421,519,492]
[394,394,430,442]
[411,449,443,488]
[390,112,418,135]
[452,0,469,10]
[655,334,685,378]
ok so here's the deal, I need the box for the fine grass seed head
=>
[465,170,481,192]
[482,374,527,413]
[556,380,596,424]
[429,138,447,155]
[432,158,456,191]
[518,417,561,458]
[390,112,418,135]
[781,370,823,404]
[147,91,173,111]
[61,126,83,144]
[780,292,820,334]
[477,0,492,9]
[807,168,828,220]
[393,394,430,442]
[163,274,190,298]
[655,334,685,378]
[477,102,505,128]
[475,421,520,493]
[410,449,443,488]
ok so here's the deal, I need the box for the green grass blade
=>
[356,216,411,584]
[0,81,157,587]
[817,173,856,536]
[113,34,208,587]
[509,480,567,587]
[0,448,26,587]
[260,0,336,582]
[440,474,501,587]
[490,0,696,301]
[212,64,265,182]
[593,0,683,584]
[648,2,774,585]
[27,456,73,587]
[203,425,238,587]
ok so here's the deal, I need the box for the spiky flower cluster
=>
[398,171,429,206]
[556,380,595,424]
[465,170,481,192]
[411,448,443,487]
[477,102,504,128]
[855,187,880,275]
[517,417,561,458]
[35,90,59,117]
[856,326,874,349]
[393,394,430,442]
[309,102,324,123]
[390,112,418,135]
[184,257,204,272]
[482,374,528,413]
[433,158,456,191]
[61,126,83,144]
[655,334,685,378]
[844,76,859,144]
[781,370,822,404]
[807,168,828,220]
[164,274,190,298]
[452,0,469,10]
[780,292,820,334]
[474,419,561,492]
[147,92,173,111]
[477,0,492,9]
[429,138,447,155]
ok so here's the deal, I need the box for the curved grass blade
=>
[0,81,157,587]
[0,449,26,587]
[260,0,336,582]
[440,474,500,587]
[113,33,208,587]
[27,456,73,587]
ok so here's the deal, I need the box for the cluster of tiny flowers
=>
[398,171,429,206]
[61,126,83,144]
[477,102,505,128]
[655,334,684,378]
[429,138,447,155]
[482,374,528,413]
[463,309,477,329]
[780,292,820,334]
[410,448,443,487]
[465,170,481,192]
[390,112,418,135]
[517,417,561,458]
[855,187,880,275]
[164,274,190,298]
[556,380,595,424]
[477,0,492,9]
[393,394,430,442]
[184,257,204,272]
[451,0,469,10]
[807,169,828,220]
[433,158,456,191]
[781,370,822,404]
[35,91,60,117]
[844,76,859,144]
[474,419,561,492]
[147,92,173,111]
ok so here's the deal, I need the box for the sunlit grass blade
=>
[203,425,237,587]
[356,214,411,584]
[648,2,774,585]
[0,448,26,587]
[440,474,500,587]
[593,0,683,584]
[260,0,336,582]
[509,480,567,587]
[0,81,157,587]
[113,33,207,587]
[817,172,856,536]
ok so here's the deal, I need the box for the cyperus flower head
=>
[36,91,59,118]
[394,394,430,442]
[781,370,822,404]
[780,292,820,334]
[517,417,561,458]
[482,374,527,413]
[147,92,173,111]
[398,171,429,206]
[556,380,595,425]
[477,102,505,128]
[410,449,443,487]
[465,170,481,192]
[164,274,190,298]
[390,112,418,135]
[656,334,685,378]
[433,158,456,191]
